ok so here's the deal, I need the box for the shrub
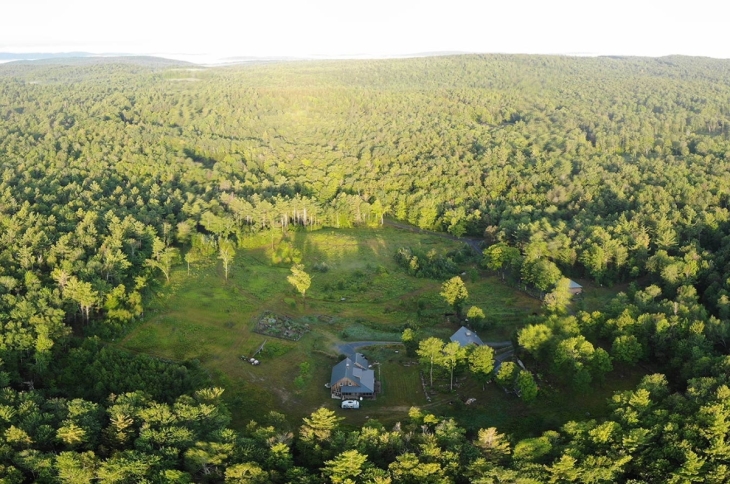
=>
[467,267,479,282]
[394,246,459,279]
[496,362,518,390]
[313,261,330,273]
[294,375,306,390]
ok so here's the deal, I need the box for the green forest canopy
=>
[1,54,730,481]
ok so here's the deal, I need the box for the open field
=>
[575,279,633,313]
[119,227,491,423]
[117,225,637,434]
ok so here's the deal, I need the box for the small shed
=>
[568,280,583,295]
[450,326,485,347]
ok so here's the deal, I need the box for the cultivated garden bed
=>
[253,311,311,341]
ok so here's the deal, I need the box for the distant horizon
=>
[2,50,730,67]
[3,1,730,63]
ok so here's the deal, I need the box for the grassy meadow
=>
[117,225,634,435]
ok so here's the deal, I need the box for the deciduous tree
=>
[468,345,495,389]
[518,324,554,361]
[440,276,469,318]
[516,370,538,402]
[417,337,444,387]
[145,237,180,283]
[496,362,518,392]
[473,427,511,463]
[544,277,573,314]
[439,341,468,391]
[287,264,311,307]
[218,239,236,280]
[323,450,368,484]
[612,335,643,364]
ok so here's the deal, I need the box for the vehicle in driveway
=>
[341,400,360,409]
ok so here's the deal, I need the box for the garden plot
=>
[254,311,311,341]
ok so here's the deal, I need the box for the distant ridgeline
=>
[1,54,730,481]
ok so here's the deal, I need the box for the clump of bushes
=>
[294,362,312,390]
[394,247,459,278]
[312,261,330,273]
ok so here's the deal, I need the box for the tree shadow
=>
[183,147,217,169]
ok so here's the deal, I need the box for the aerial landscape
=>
[3,2,730,483]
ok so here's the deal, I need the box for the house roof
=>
[330,353,375,393]
[450,326,484,347]
[351,353,369,370]
[568,280,583,289]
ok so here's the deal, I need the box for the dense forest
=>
[1,54,730,481]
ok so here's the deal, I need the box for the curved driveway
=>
[335,341,402,357]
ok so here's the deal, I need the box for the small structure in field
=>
[254,311,310,341]
[568,280,583,295]
[450,326,485,347]
[240,356,260,365]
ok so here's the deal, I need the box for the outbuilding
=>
[450,326,484,347]
[568,280,583,295]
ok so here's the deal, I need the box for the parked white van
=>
[341,400,360,409]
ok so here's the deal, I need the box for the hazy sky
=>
[2,0,729,61]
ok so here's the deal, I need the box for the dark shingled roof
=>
[330,353,375,393]
[450,326,484,347]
